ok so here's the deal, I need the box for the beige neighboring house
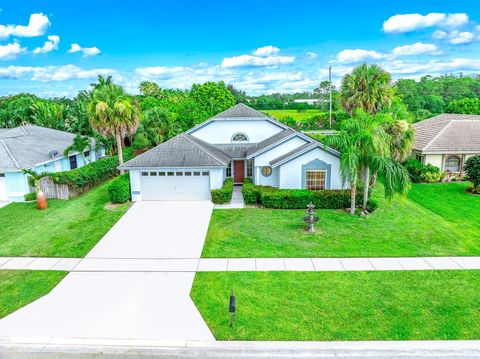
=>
[413,114,480,173]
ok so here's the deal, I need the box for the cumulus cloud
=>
[383,13,468,33]
[385,58,480,76]
[391,42,440,57]
[335,49,385,63]
[68,43,101,57]
[432,30,448,40]
[304,51,318,59]
[0,42,27,60]
[0,13,50,38]
[252,45,280,57]
[221,46,295,68]
[0,65,116,82]
[448,31,475,44]
[33,35,60,54]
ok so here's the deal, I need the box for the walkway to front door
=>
[233,160,245,183]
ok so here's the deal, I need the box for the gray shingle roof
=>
[120,134,230,169]
[245,129,296,157]
[213,143,256,158]
[212,103,269,119]
[0,125,79,171]
[413,114,480,153]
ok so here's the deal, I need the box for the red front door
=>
[233,160,245,184]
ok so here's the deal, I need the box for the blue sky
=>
[1,0,480,97]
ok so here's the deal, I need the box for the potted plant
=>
[22,169,49,210]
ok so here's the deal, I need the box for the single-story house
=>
[413,114,480,173]
[0,125,104,202]
[120,103,343,201]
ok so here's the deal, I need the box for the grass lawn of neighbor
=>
[202,182,480,258]
[191,270,480,341]
[0,181,125,257]
[0,270,67,319]
[263,109,323,121]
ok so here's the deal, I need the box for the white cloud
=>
[33,35,60,54]
[383,13,468,33]
[448,31,475,44]
[432,30,447,40]
[0,65,116,82]
[0,13,50,38]
[335,49,384,63]
[68,43,101,57]
[221,54,295,68]
[252,46,280,57]
[0,42,26,60]
[391,42,439,57]
[304,51,318,59]
[385,58,480,76]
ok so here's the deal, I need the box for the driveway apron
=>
[0,201,215,342]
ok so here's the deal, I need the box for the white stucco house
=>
[120,104,343,201]
[0,125,104,202]
[413,114,480,173]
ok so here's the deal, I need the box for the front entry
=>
[233,160,245,184]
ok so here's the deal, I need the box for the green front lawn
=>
[0,270,67,319]
[202,182,480,257]
[191,270,480,341]
[0,181,125,257]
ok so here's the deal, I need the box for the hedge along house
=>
[0,125,104,202]
[120,103,344,201]
[413,114,480,174]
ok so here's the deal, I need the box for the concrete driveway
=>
[0,201,215,342]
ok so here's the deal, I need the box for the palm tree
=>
[87,83,139,174]
[90,75,113,90]
[63,134,92,165]
[22,169,50,209]
[341,64,393,115]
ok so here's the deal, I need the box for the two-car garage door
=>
[140,170,211,201]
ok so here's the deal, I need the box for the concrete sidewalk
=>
[214,185,245,209]
[2,256,480,272]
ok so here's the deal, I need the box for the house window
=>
[159,172,166,176]
[167,172,174,176]
[85,151,90,158]
[194,171,201,176]
[226,162,232,177]
[306,170,326,190]
[141,172,149,176]
[0,173,5,177]
[202,171,209,176]
[150,172,157,176]
[185,172,192,176]
[246,160,253,177]
[415,153,423,163]
[231,133,248,142]
[261,166,272,177]
[176,172,183,176]
[445,156,461,172]
[69,155,78,170]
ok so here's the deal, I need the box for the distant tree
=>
[90,75,113,90]
[88,83,139,174]
[30,100,66,130]
[190,81,236,116]
[341,64,394,115]
[133,107,177,150]
[139,81,165,99]
[446,98,480,115]
[423,95,445,114]
[226,84,247,104]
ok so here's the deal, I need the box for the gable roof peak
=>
[211,103,270,119]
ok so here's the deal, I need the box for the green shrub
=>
[52,148,133,190]
[464,155,480,189]
[404,159,442,183]
[24,192,37,201]
[211,178,234,204]
[366,199,379,213]
[242,180,276,205]
[108,174,131,203]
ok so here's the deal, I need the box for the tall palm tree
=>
[90,75,113,90]
[341,64,394,115]
[87,83,139,174]
[63,134,92,165]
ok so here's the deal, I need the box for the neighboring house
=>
[413,114,480,173]
[120,103,343,201]
[0,125,104,202]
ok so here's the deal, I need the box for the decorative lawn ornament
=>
[303,202,319,233]
[229,289,236,326]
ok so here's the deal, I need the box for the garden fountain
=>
[303,202,319,233]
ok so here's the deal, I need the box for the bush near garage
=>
[108,174,131,203]
[211,178,234,204]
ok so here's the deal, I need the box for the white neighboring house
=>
[0,125,104,202]
[120,103,344,202]
[413,114,480,173]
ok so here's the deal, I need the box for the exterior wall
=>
[253,136,308,166]
[255,166,279,187]
[5,172,29,202]
[424,154,443,170]
[129,167,225,202]
[278,148,343,190]
[190,120,283,144]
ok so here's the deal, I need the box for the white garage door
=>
[0,173,7,201]
[140,170,211,201]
